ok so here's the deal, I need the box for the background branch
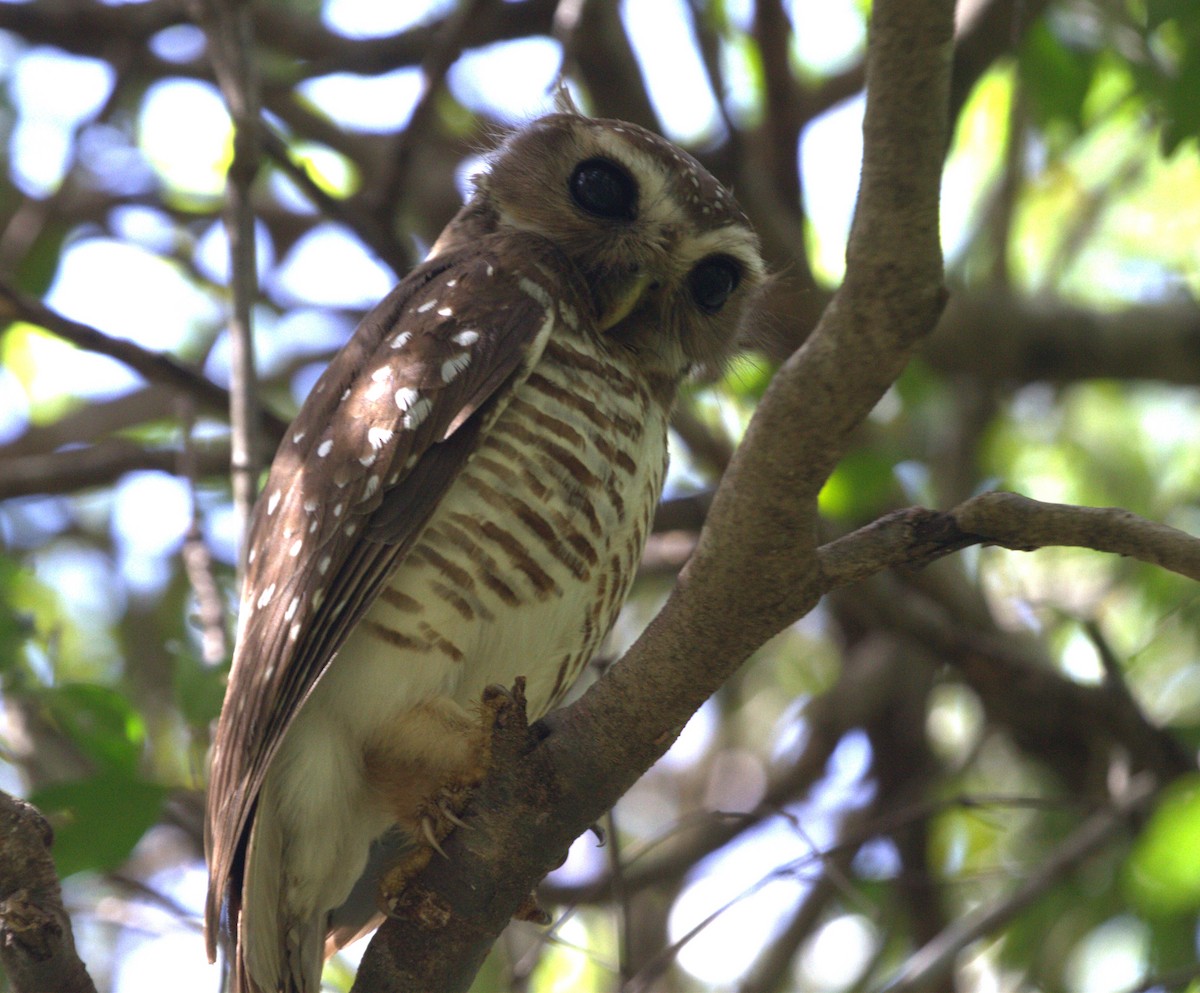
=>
[885,774,1157,992]
[191,0,267,567]
[0,278,287,438]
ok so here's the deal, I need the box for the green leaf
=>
[1125,774,1200,913]
[0,559,34,677]
[35,683,146,776]
[818,448,900,523]
[1160,44,1200,154]
[173,649,228,729]
[31,773,167,878]
[1020,21,1095,135]
[1147,0,1200,32]
[13,220,68,298]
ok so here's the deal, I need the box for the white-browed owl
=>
[204,108,766,993]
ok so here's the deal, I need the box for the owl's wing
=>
[204,230,588,955]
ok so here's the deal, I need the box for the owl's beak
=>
[596,270,655,331]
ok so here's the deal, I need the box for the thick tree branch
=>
[928,291,1200,385]
[0,791,97,993]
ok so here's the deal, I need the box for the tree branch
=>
[0,791,97,993]
[817,493,1200,588]
[0,438,231,501]
[927,291,1200,385]
[191,0,267,567]
[884,774,1157,992]
[953,491,1200,580]
[0,278,286,439]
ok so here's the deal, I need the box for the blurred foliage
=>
[0,0,1197,991]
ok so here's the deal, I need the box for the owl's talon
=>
[421,816,450,859]
[439,802,472,831]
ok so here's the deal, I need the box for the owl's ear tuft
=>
[552,78,584,117]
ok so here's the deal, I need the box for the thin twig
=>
[884,774,1158,992]
[260,126,412,279]
[954,492,1200,583]
[191,0,267,574]
[375,0,493,220]
[177,399,230,666]
[604,808,634,984]
[816,493,1200,593]
[683,0,738,140]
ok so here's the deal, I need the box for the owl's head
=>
[436,113,766,378]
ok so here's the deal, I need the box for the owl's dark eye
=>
[688,255,741,314]
[569,157,637,220]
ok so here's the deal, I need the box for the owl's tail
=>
[235,808,325,993]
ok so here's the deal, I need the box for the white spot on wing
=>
[318,555,331,575]
[395,387,418,411]
[303,498,319,513]
[390,331,413,350]
[417,299,437,313]
[453,329,479,346]
[257,583,276,608]
[437,306,453,317]
[359,452,377,468]
[317,439,333,458]
[364,381,388,402]
[362,475,381,501]
[441,353,471,382]
[285,596,299,621]
[332,502,344,517]
[292,430,306,444]
[368,426,394,449]
[371,367,392,382]
[266,490,281,516]
[289,538,302,557]
[403,396,433,430]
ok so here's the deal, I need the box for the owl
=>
[204,109,766,993]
